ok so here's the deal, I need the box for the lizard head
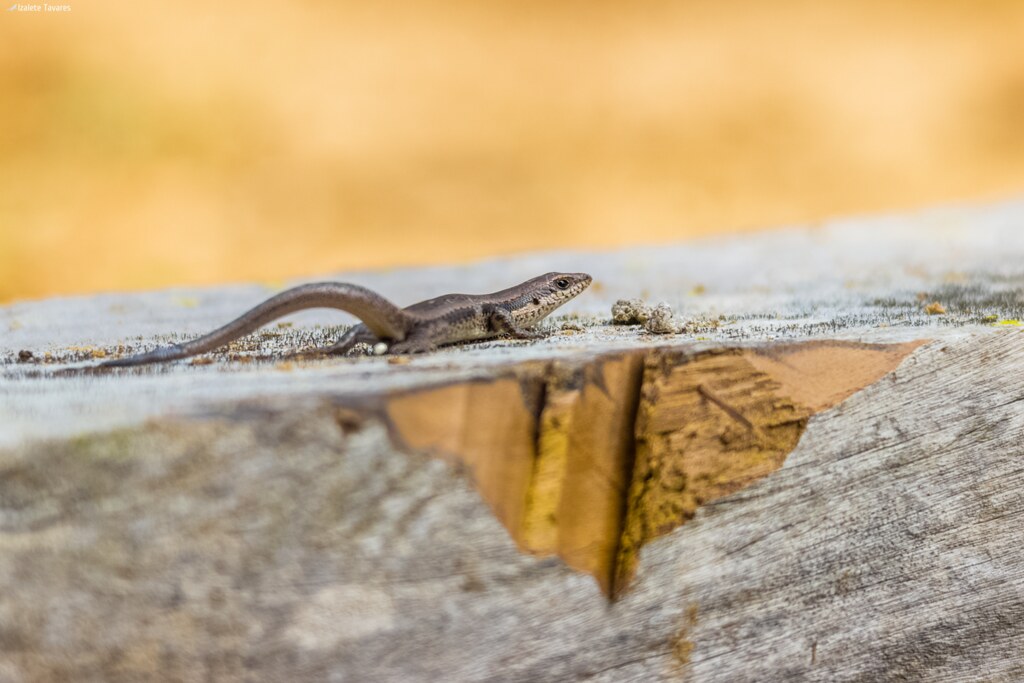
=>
[514,271,592,325]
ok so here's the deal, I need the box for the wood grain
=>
[1,202,1023,680]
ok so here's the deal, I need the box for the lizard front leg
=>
[489,307,547,340]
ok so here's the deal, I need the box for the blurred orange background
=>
[2,0,1023,303]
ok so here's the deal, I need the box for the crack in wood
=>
[697,383,757,432]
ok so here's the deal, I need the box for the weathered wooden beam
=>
[1,199,1023,680]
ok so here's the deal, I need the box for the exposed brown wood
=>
[522,353,644,596]
[615,341,922,594]
[381,341,920,596]
[386,377,543,539]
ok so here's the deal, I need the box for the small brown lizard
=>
[102,272,592,366]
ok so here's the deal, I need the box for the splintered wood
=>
[522,354,644,596]
[381,340,921,596]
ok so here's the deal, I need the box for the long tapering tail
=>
[101,282,410,367]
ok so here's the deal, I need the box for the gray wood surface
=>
[1,199,1023,681]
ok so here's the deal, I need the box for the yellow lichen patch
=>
[995,319,1021,326]
[942,271,968,284]
[924,301,946,315]
[63,345,108,359]
[672,636,694,672]
[669,602,700,676]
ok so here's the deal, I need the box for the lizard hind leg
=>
[323,325,380,356]
[387,333,437,355]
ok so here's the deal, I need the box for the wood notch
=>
[614,340,923,595]
[382,340,922,598]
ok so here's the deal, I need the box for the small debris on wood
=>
[644,303,679,334]
[388,356,411,365]
[612,299,653,325]
[924,301,947,315]
[17,349,33,362]
[346,342,375,356]
[560,321,585,332]
[612,299,680,333]
[335,407,365,435]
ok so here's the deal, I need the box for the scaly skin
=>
[101,272,592,366]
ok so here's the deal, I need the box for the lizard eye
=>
[555,278,570,289]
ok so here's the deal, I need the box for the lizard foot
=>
[387,338,437,355]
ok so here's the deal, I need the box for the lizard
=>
[101,271,592,367]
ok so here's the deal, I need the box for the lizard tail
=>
[101,282,410,367]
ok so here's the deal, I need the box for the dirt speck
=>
[644,303,678,335]
[611,299,651,325]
